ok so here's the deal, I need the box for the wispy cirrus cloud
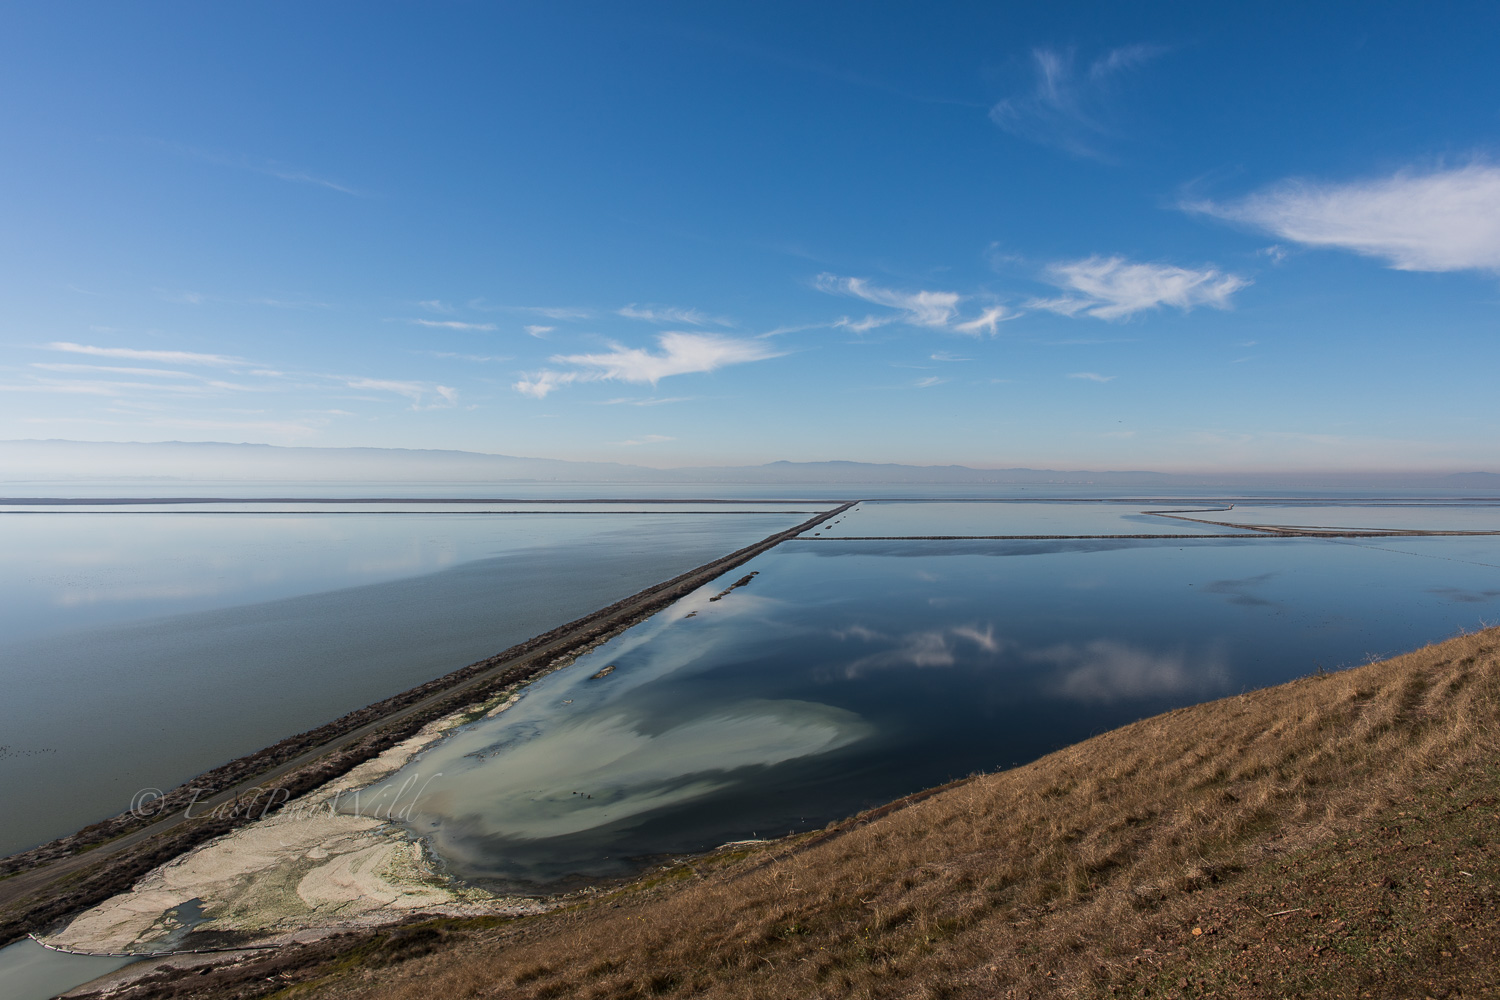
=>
[28,342,458,409]
[522,306,593,321]
[1068,371,1116,383]
[1028,256,1248,320]
[989,44,1166,159]
[2,376,257,396]
[524,325,554,338]
[597,396,695,406]
[32,362,203,379]
[833,314,895,334]
[617,304,731,326]
[953,305,1018,335]
[817,274,960,327]
[160,141,363,196]
[415,351,511,363]
[816,274,1018,335]
[1188,164,1500,272]
[341,377,458,408]
[406,319,498,331]
[617,434,675,446]
[45,341,247,367]
[513,332,780,398]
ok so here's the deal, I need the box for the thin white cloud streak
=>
[953,305,1019,335]
[523,306,592,321]
[1029,256,1248,320]
[524,325,555,338]
[817,274,959,328]
[1068,372,1116,382]
[833,314,895,333]
[1189,164,1500,272]
[417,351,511,363]
[2,377,257,396]
[252,298,330,310]
[513,332,779,398]
[46,342,248,367]
[31,363,200,379]
[758,321,835,339]
[617,304,730,326]
[257,165,361,196]
[162,142,363,196]
[158,290,206,304]
[817,274,1017,335]
[408,319,498,331]
[617,434,676,446]
[344,377,457,407]
[23,344,460,412]
[988,44,1166,158]
[914,376,945,388]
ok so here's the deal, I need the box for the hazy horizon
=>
[2,438,1497,486]
[2,4,1498,471]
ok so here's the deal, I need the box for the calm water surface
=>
[5,496,1499,999]
[0,506,824,854]
[364,503,1500,891]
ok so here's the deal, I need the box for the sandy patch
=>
[44,693,539,956]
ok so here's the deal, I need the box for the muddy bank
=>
[42,696,538,959]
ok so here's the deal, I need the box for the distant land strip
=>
[0,510,827,516]
[0,497,850,505]
[0,501,857,947]
[7,496,1500,505]
[802,530,1500,540]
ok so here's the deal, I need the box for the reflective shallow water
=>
[0,506,822,855]
[366,518,1500,891]
[1185,502,1500,533]
[805,500,1258,537]
[0,939,137,1000]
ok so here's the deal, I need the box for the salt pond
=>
[365,502,1500,891]
[0,503,828,855]
[11,497,1500,999]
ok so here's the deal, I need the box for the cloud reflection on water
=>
[1025,639,1230,702]
[831,621,1227,702]
[834,623,1007,674]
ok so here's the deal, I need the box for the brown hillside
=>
[89,627,1500,999]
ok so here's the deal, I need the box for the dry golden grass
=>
[115,627,1500,1000]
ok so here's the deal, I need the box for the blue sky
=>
[2,2,1498,471]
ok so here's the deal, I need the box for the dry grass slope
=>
[93,627,1500,1000]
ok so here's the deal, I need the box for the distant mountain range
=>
[1,439,1497,488]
